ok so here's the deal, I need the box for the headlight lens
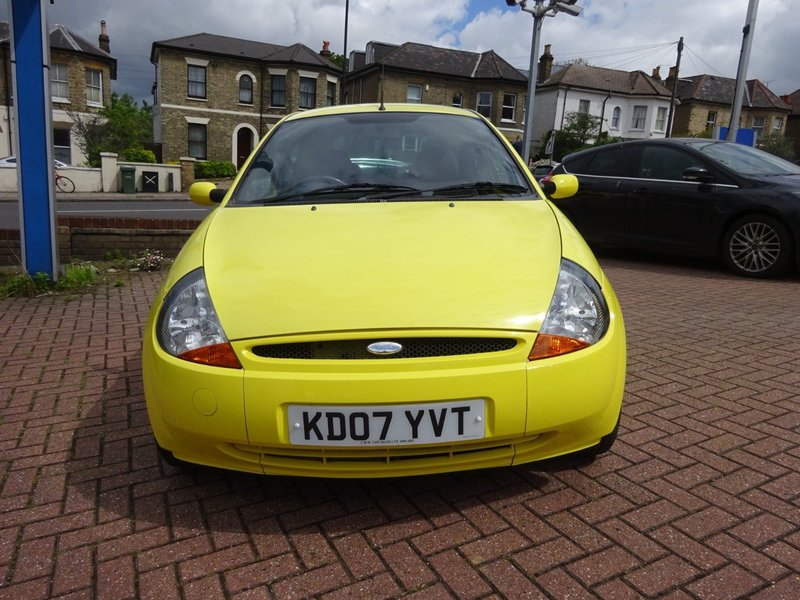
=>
[529,259,609,360]
[156,268,241,368]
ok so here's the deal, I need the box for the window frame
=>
[406,84,423,104]
[51,63,70,103]
[299,76,317,110]
[327,81,336,106]
[752,115,766,139]
[631,105,647,130]
[655,106,668,132]
[611,106,621,129]
[187,122,207,160]
[706,110,717,131]
[501,93,517,122]
[270,74,286,108]
[578,99,590,114]
[476,92,492,119]
[238,74,253,105]
[452,92,463,109]
[85,68,103,107]
[187,65,207,100]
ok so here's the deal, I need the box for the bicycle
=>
[55,171,75,193]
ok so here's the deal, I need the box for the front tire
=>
[722,215,793,278]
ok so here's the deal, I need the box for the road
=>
[0,199,212,228]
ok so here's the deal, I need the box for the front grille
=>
[251,337,518,360]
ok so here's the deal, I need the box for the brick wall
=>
[0,217,202,267]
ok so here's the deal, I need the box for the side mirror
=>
[189,182,227,206]
[682,166,714,183]
[539,174,579,200]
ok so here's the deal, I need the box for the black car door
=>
[628,144,736,255]
[558,144,641,244]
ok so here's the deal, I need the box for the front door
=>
[236,128,254,170]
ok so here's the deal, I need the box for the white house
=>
[532,45,674,151]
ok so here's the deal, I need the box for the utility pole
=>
[727,0,759,142]
[666,37,683,138]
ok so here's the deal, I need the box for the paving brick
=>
[624,555,699,597]
[179,543,255,582]
[480,559,547,599]
[331,532,384,579]
[429,549,492,600]
[686,564,764,600]
[379,541,437,591]
[224,553,300,593]
[96,555,136,600]
[137,566,182,600]
[411,520,482,556]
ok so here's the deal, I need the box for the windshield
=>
[686,140,800,177]
[230,111,532,205]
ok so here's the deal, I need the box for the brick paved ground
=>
[1,255,799,599]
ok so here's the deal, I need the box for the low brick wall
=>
[0,217,202,267]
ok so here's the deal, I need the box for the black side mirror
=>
[682,166,714,183]
[209,188,228,203]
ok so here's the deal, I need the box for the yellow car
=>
[143,103,625,478]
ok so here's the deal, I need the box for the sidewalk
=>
[0,191,191,203]
[1,256,799,599]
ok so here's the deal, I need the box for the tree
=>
[757,132,796,162]
[538,111,607,161]
[69,93,153,166]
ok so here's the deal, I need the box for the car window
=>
[639,146,705,181]
[566,145,639,178]
[231,112,531,205]
[688,141,800,177]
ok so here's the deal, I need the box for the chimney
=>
[320,40,332,58]
[537,44,554,84]
[99,20,110,53]
[651,66,661,81]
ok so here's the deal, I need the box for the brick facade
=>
[152,36,341,165]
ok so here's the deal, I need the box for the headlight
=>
[156,268,241,369]
[529,259,609,360]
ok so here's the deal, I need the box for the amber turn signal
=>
[529,333,589,360]
[180,343,242,369]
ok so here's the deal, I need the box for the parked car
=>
[143,103,626,478]
[547,139,800,277]
[531,160,559,180]
[0,155,69,168]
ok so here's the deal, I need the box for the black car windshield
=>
[687,140,800,177]
[229,111,532,205]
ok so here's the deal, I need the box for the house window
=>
[51,63,69,102]
[188,65,206,99]
[578,99,590,114]
[327,81,336,106]
[502,93,516,122]
[271,75,286,107]
[188,123,207,159]
[773,116,784,133]
[476,92,492,118]
[611,107,621,129]
[752,116,766,139]
[706,111,717,131]
[631,105,647,130]
[407,84,422,104]
[239,75,253,104]
[452,92,463,108]
[53,127,71,165]
[85,69,102,106]
[299,77,316,109]
[655,107,668,131]
[522,95,527,124]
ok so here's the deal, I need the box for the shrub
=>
[195,160,237,179]
[134,249,166,272]
[121,146,157,163]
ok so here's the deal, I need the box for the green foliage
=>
[0,265,97,298]
[757,132,797,162]
[121,147,157,163]
[69,93,153,166]
[134,249,166,272]
[536,111,609,162]
[195,160,237,179]
[329,52,346,70]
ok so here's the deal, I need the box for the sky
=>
[2,0,798,103]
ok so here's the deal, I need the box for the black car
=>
[548,139,800,277]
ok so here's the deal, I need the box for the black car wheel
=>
[722,215,794,278]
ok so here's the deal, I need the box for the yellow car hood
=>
[202,200,562,340]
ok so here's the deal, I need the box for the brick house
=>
[150,34,341,167]
[0,21,116,165]
[670,74,791,141]
[343,41,528,141]
[531,45,673,150]
[780,89,800,157]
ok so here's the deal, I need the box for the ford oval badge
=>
[367,341,403,356]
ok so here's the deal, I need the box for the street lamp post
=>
[506,0,583,164]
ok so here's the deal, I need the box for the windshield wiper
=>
[426,182,530,196]
[259,183,421,204]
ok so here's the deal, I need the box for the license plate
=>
[288,399,485,447]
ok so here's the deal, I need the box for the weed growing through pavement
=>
[0,264,98,298]
[133,249,166,272]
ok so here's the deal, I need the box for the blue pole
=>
[8,0,58,279]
